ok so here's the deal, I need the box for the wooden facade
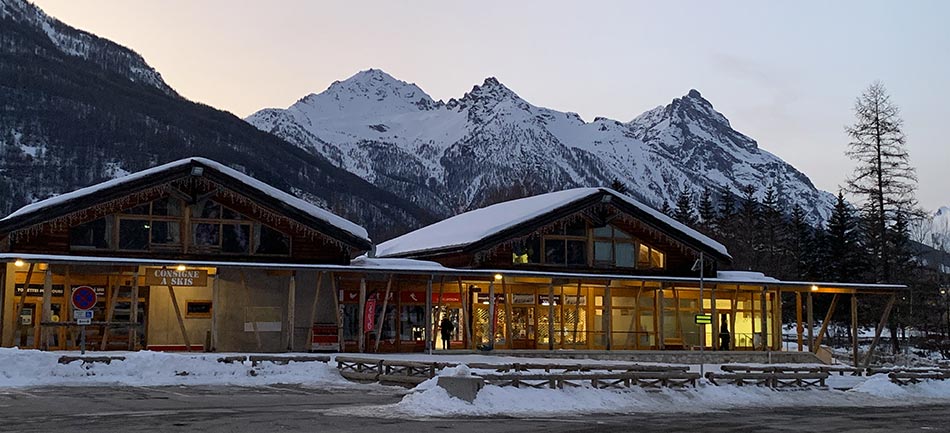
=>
[0,158,370,263]
[381,189,731,277]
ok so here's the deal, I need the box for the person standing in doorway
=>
[719,314,731,350]
[439,316,455,350]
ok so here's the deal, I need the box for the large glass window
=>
[542,220,588,266]
[115,198,184,251]
[538,220,667,269]
[118,219,150,250]
[190,200,289,256]
[69,217,112,249]
[70,197,291,256]
[592,225,636,268]
[512,238,540,264]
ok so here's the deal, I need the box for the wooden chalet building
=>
[0,159,902,361]
[0,157,371,352]
[369,188,903,358]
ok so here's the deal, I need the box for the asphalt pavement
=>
[0,385,946,432]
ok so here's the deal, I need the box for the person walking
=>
[719,314,731,351]
[439,316,455,350]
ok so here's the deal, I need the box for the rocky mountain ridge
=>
[248,69,836,223]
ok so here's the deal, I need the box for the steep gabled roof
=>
[375,187,730,261]
[0,157,371,249]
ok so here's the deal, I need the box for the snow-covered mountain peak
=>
[628,89,758,153]
[248,73,837,223]
[304,68,437,112]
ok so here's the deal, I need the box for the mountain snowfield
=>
[0,0,172,94]
[248,69,836,222]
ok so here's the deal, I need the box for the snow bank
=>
[0,348,350,388]
[377,376,950,418]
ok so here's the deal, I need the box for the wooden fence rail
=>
[705,371,828,389]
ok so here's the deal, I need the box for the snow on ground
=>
[0,348,353,388]
[4,349,950,419]
[334,369,950,419]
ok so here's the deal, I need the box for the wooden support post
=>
[306,272,325,352]
[432,276,446,350]
[458,278,472,350]
[129,270,139,351]
[358,278,366,353]
[605,281,612,351]
[167,285,191,352]
[572,281,582,346]
[239,270,262,352]
[795,292,803,351]
[672,286,683,341]
[287,271,296,351]
[806,291,814,351]
[773,288,782,350]
[11,263,36,347]
[863,294,897,368]
[729,287,738,350]
[851,294,859,366]
[210,272,218,352]
[374,274,393,352]
[503,278,513,349]
[100,275,121,351]
[711,285,718,351]
[41,266,52,351]
[330,273,342,352]
[760,287,768,351]
[547,281,555,351]
[65,267,74,350]
[487,280,495,349]
[425,277,433,354]
[814,294,839,351]
[657,286,665,350]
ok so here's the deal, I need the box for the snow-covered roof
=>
[375,187,729,259]
[0,253,906,291]
[1,157,370,243]
[715,271,780,283]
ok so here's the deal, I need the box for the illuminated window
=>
[637,243,665,269]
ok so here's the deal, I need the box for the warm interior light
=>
[176,264,187,271]
[494,274,503,281]
[14,259,24,267]
[811,285,819,292]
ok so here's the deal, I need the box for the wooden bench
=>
[480,372,700,390]
[58,355,126,365]
[888,371,950,385]
[248,355,330,366]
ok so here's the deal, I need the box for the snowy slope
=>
[927,206,950,251]
[247,69,836,222]
[0,0,174,95]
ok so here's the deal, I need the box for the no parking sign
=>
[71,286,97,311]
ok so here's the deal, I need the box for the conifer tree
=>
[826,192,861,283]
[698,187,717,232]
[845,82,918,282]
[674,185,697,226]
[787,205,814,279]
[609,178,628,195]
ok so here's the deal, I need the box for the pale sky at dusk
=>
[31,0,949,212]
